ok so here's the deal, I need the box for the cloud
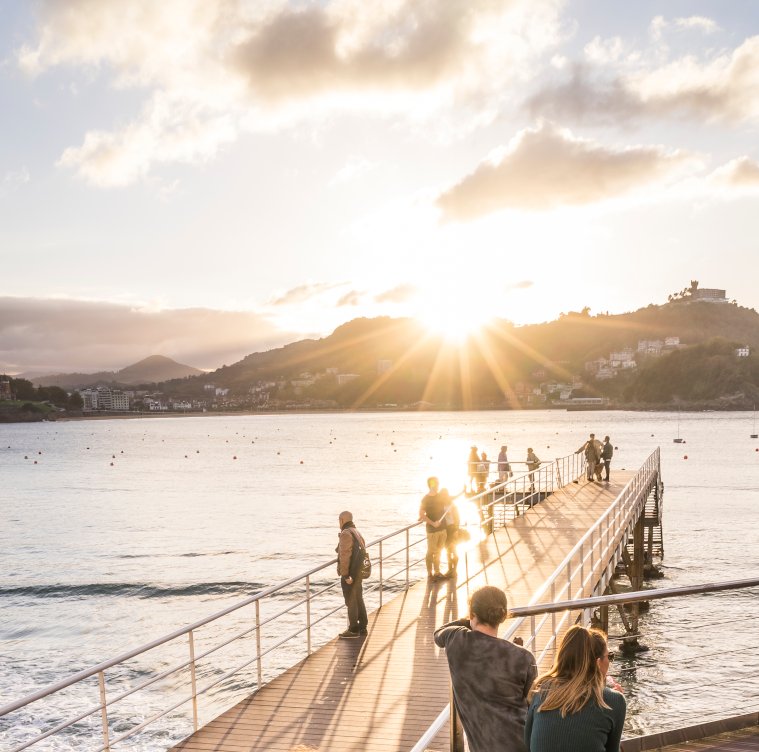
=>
[651,15,719,41]
[19,0,564,186]
[271,282,343,306]
[374,284,417,304]
[0,297,292,374]
[337,290,363,306]
[436,122,695,219]
[0,167,31,197]
[531,36,759,127]
[511,280,534,290]
[328,156,376,187]
[711,156,759,187]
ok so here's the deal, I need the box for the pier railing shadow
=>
[0,453,586,752]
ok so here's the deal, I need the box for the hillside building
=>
[691,288,727,303]
[0,379,12,400]
[80,386,130,411]
[336,373,360,385]
[736,346,750,357]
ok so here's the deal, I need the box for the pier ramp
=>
[173,460,656,752]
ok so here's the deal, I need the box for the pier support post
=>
[450,683,465,752]
[619,512,649,654]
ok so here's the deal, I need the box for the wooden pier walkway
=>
[172,474,634,752]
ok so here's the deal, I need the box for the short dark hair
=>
[470,586,508,627]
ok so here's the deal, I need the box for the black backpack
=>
[349,530,372,580]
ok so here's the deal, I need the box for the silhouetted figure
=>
[467,446,479,493]
[601,436,613,482]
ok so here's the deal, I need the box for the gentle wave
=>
[0,582,264,599]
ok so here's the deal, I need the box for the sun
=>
[415,289,493,344]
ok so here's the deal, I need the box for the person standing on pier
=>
[434,586,536,752]
[576,433,602,482]
[601,436,613,482]
[467,446,479,493]
[526,448,541,492]
[336,511,368,638]
[419,476,449,580]
[498,445,512,482]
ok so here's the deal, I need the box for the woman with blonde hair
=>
[524,625,625,752]
[434,586,536,752]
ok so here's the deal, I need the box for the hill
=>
[32,355,203,388]
[154,300,759,409]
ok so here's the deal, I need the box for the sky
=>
[2,0,759,374]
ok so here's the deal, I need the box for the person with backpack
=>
[336,510,368,638]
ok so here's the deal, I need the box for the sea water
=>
[1,410,759,749]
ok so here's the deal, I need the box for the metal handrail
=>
[409,448,661,752]
[2,453,581,752]
[508,576,759,616]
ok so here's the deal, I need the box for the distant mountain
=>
[32,355,204,389]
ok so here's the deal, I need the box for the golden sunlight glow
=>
[415,286,494,344]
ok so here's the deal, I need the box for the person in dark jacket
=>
[601,437,613,482]
[434,586,536,752]
[335,511,367,638]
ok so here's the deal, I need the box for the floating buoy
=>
[120,450,124,453]
[391,441,394,445]
[184,455,188,458]
[34,460,38,464]
[277,451,280,455]
[38,451,42,455]
[110,462,114,466]
[24,455,28,459]
[365,454,368,457]
[112,455,115,459]
[683,455,688,460]
[196,450,200,453]
[300,460,304,464]
[233,455,237,460]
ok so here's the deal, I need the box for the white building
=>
[80,386,129,411]
[609,349,635,367]
[736,346,750,357]
[664,336,680,348]
[691,288,727,303]
[336,373,360,385]
[637,340,663,355]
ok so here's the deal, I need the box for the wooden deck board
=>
[172,475,633,752]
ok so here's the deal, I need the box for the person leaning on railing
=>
[524,625,625,752]
[433,586,537,752]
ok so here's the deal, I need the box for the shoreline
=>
[2,403,757,424]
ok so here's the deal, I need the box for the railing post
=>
[550,581,556,637]
[97,671,110,752]
[579,543,585,593]
[530,615,537,656]
[405,528,410,589]
[379,540,384,608]
[450,682,465,752]
[255,600,263,688]
[188,630,199,731]
[306,575,312,656]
